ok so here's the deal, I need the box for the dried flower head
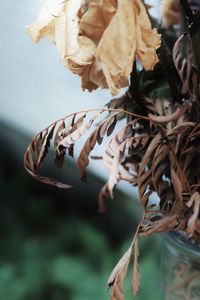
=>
[27,0,160,95]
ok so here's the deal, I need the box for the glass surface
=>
[163,232,200,300]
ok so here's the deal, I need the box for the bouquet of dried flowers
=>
[24,0,200,298]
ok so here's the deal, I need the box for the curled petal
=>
[27,0,161,95]
[27,0,66,43]
[134,0,161,70]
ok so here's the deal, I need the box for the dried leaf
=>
[77,112,119,180]
[98,184,110,213]
[37,124,56,168]
[54,120,66,168]
[138,134,161,205]
[106,137,135,198]
[132,236,140,296]
[56,113,94,156]
[24,110,104,187]
[148,101,192,123]
[173,33,199,96]
[186,192,200,237]
[103,122,135,172]
[152,143,170,200]
[171,168,183,213]
[24,145,70,189]
[139,215,181,236]
[107,94,132,110]
[108,224,141,300]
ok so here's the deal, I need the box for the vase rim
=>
[165,231,200,260]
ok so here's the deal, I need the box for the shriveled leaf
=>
[56,112,96,156]
[54,120,66,168]
[108,223,141,300]
[98,184,110,213]
[107,94,132,110]
[186,192,200,237]
[139,215,183,236]
[103,121,135,172]
[173,33,199,96]
[138,133,161,177]
[108,246,132,290]
[138,134,161,206]
[24,145,70,189]
[148,101,192,123]
[132,236,140,296]
[54,120,65,149]
[77,112,120,180]
[37,124,56,168]
[168,122,196,137]
[171,168,183,213]
[106,137,135,198]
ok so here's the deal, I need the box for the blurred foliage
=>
[0,124,162,300]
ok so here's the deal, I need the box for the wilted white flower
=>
[27,0,161,95]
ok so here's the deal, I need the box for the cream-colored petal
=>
[79,1,106,43]
[27,0,65,43]
[134,0,161,70]
[78,0,118,93]
[54,0,83,61]
[94,0,137,94]
[63,35,96,74]
[54,0,96,77]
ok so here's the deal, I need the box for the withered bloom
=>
[27,0,160,95]
[24,1,200,298]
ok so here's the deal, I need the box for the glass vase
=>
[163,232,200,300]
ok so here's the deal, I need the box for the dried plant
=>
[25,0,200,299]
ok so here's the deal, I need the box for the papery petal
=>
[54,0,80,61]
[81,64,99,91]
[134,0,161,70]
[27,0,65,43]
[77,0,118,93]
[28,0,95,74]
[55,0,96,71]
[94,0,137,94]
[54,0,94,67]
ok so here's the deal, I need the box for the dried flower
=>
[27,0,160,95]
